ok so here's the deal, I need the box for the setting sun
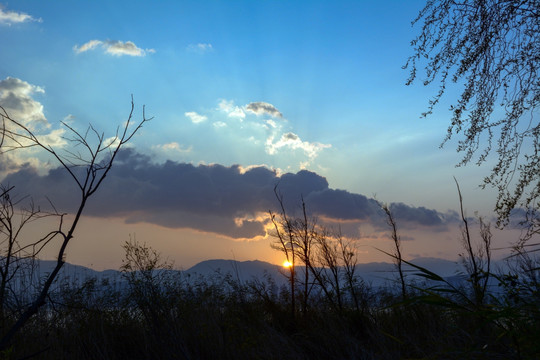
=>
[282,260,293,268]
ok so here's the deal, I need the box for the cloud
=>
[186,43,213,53]
[246,102,283,118]
[0,77,69,178]
[283,132,298,141]
[36,128,68,148]
[266,132,331,159]
[185,111,207,124]
[0,5,41,25]
[0,77,47,129]
[73,40,102,53]
[73,40,155,57]
[202,98,330,168]
[213,121,227,128]
[105,40,155,56]
[218,99,283,120]
[63,114,76,123]
[153,142,192,153]
[2,149,453,239]
[218,99,245,119]
[388,203,444,227]
[265,119,278,129]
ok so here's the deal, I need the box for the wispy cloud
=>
[185,111,207,124]
[0,5,41,25]
[63,114,76,124]
[73,39,102,53]
[73,40,155,57]
[186,43,213,53]
[218,99,245,119]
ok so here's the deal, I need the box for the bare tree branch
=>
[0,96,151,349]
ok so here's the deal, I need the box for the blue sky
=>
[0,1,514,269]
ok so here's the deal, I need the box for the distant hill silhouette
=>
[17,256,508,290]
[185,259,284,284]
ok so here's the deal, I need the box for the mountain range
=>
[30,256,491,289]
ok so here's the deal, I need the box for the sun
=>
[282,260,293,268]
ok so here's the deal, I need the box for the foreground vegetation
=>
[0,231,538,360]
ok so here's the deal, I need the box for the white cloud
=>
[154,142,192,153]
[229,107,245,119]
[187,97,332,170]
[73,39,102,53]
[237,164,274,174]
[105,40,154,56]
[213,121,227,128]
[233,212,269,229]
[218,99,245,119]
[247,135,259,144]
[73,40,155,57]
[63,114,76,124]
[103,136,121,149]
[0,5,41,25]
[265,119,278,129]
[246,102,283,118]
[0,77,47,130]
[36,128,67,148]
[185,111,207,124]
[187,43,213,53]
[266,132,331,160]
[0,77,70,177]
[216,100,283,123]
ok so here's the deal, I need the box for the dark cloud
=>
[306,189,380,221]
[125,210,265,239]
[388,203,443,227]
[282,132,299,141]
[1,149,453,238]
[246,102,283,118]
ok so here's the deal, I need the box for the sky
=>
[0,1,525,270]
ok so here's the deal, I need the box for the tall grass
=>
[0,239,538,359]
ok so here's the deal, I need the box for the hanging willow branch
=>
[404,0,539,232]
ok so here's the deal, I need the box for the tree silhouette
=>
[270,188,362,314]
[0,97,151,350]
[404,0,539,234]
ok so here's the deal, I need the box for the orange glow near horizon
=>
[282,260,293,268]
